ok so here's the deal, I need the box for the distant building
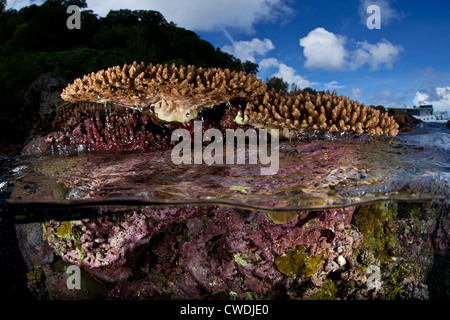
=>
[390,105,449,122]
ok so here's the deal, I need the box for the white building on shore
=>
[393,105,449,123]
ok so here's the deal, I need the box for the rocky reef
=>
[16,201,449,300]
[33,62,400,153]
[13,64,447,301]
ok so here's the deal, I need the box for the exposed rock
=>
[388,108,422,132]
[19,73,68,143]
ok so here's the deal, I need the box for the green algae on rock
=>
[14,200,448,300]
[275,246,325,278]
[353,202,398,263]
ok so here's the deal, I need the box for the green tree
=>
[266,76,289,92]
[242,60,259,75]
[302,87,325,95]
[290,82,302,93]
[0,1,252,143]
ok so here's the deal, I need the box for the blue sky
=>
[6,0,450,112]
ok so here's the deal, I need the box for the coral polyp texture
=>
[244,89,399,137]
[50,62,398,152]
[61,62,266,123]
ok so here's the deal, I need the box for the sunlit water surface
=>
[1,123,449,222]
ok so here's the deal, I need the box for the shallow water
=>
[1,122,448,222]
[1,122,449,301]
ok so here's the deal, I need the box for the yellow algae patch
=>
[275,246,325,277]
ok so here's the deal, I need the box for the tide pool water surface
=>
[0,63,448,301]
[1,121,448,300]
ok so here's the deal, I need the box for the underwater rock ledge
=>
[16,200,449,300]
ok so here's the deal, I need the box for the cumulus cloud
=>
[299,27,403,72]
[413,87,450,113]
[299,28,347,71]
[411,67,445,103]
[7,0,294,33]
[349,39,404,70]
[259,58,314,90]
[324,81,344,90]
[358,0,406,26]
[222,38,274,63]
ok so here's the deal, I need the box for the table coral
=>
[42,62,399,152]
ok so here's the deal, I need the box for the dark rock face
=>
[388,108,422,132]
[19,74,68,143]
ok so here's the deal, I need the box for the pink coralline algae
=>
[19,200,448,300]
[41,205,357,299]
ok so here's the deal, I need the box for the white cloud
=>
[259,58,314,90]
[259,58,343,92]
[222,38,274,63]
[299,28,348,71]
[6,0,294,33]
[413,87,450,113]
[6,0,44,9]
[349,39,403,70]
[259,58,279,69]
[299,27,403,72]
[324,81,344,90]
[351,87,364,99]
[358,0,406,26]
[93,0,293,33]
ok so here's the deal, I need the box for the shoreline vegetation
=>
[0,0,258,144]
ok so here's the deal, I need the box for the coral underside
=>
[53,62,399,151]
[48,101,247,151]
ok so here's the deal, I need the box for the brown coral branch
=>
[61,62,398,137]
[244,89,399,137]
[61,62,267,123]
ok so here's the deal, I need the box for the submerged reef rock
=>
[387,108,422,132]
[38,62,399,152]
[17,201,449,300]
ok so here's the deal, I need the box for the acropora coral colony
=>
[46,62,399,151]
[17,62,448,300]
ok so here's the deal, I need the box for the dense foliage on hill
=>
[0,0,258,143]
